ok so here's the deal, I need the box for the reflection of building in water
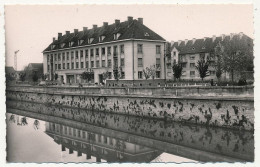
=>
[45,122,161,162]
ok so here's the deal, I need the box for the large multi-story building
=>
[43,17,166,84]
[45,122,161,162]
[166,32,253,81]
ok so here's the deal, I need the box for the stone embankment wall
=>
[6,85,254,97]
[7,100,254,161]
[6,85,254,131]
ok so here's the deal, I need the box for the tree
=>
[220,37,253,83]
[113,66,122,80]
[81,71,93,82]
[32,72,38,82]
[172,62,183,81]
[101,71,110,83]
[54,73,58,81]
[42,73,49,81]
[19,72,26,81]
[142,65,157,80]
[213,43,224,82]
[195,57,210,81]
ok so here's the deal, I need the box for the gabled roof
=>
[43,18,166,52]
[28,63,43,71]
[170,33,253,55]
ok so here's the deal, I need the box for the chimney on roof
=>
[239,32,243,39]
[185,39,188,45]
[103,22,108,28]
[170,41,174,46]
[128,16,133,22]
[93,25,97,30]
[74,29,78,34]
[203,37,207,41]
[115,19,120,27]
[53,37,55,42]
[138,18,143,24]
[178,40,182,45]
[212,35,216,42]
[58,33,62,39]
[83,27,88,34]
[221,34,225,41]
[192,38,196,45]
[66,31,70,36]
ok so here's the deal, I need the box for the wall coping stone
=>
[7,88,254,102]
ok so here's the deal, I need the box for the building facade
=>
[166,32,253,81]
[45,122,161,162]
[43,17,166,84]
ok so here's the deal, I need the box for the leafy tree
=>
[213,43,224,82]
[102,71,109,80]
[42,73,49,80]
[32,72,38,82]
[19,72,26,81]
[54,73,58,81]
[215,61,223,81]
[195,57,210,81]
[113,66,122,80]
[220,37,253,83]
[172,62,183,80]
[6,73,15,82]
[81,71,94,82]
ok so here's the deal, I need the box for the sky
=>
[5,4,254,71]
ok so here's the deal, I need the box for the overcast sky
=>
[5,4,253,70]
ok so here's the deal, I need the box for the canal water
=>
[6,100,254,163]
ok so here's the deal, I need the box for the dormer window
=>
[88,38,94,44]
[60,43,65,48]
[78,40,84,45]
[99,36,105,42]
[114,33,121,40]
[144,32,150,36]
[69,41,74,47]
[51,45,55,50]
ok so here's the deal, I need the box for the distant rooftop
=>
[170,32,253,55]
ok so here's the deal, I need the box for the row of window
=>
[47,45,125,62]
[137,58,161,67]
[48,58,125,71]
[61,126,115,146]
[47,45,162,62]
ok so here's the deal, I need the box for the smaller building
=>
[167,32,253,82]
[23,63,44,82]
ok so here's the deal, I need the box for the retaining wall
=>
[6,86,254,130]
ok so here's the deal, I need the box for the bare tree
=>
[142,64,158,80]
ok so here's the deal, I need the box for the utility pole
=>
[14,50,20,71]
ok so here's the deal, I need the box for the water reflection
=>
[6,100,254,162]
